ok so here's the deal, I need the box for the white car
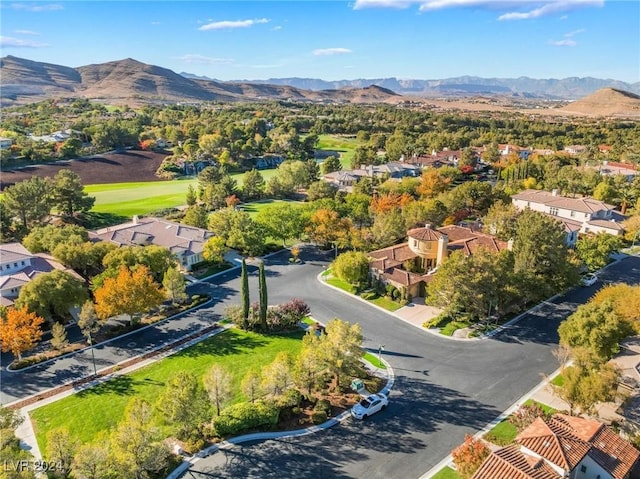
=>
[581,273,598,286]
[351,393,388,420]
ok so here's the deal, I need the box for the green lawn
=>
[551,374,564,387]
[241,199,303,218]
[362,352,386,369]
[431,466,460,479]
[326,276,358,294]
[317,134,360,170]
[369,295,403,312]
[484,400,557,446]
[31,328,304,451]
[85,168,280,218]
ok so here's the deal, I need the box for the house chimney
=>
[425,223,432,229]
[551,189,558,197]
[507,238,514,251]
[133,215,139,224]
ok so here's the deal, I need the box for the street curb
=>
[5,321,228,410]
[418,363,567,479]
[166,355,395,479]
[3,297,215,374]
[193,248,288,283]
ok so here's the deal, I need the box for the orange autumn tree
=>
[94,265,164,321]
[370,192,414,214]
[0,306,45,360]
[417,169,451,199]
[451,434,490,479]
[305,208,353,250]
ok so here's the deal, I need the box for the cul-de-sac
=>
[1,2,640,478]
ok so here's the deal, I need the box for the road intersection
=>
[2,247,639,479]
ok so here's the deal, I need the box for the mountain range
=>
[2,55,640,109]
[0,56,401,107]
[184,73,640,100]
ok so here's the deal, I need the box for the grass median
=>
[31,328,304,451]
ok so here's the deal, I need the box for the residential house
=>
[472,414,640,479]
[0,243,82,307]
[90,217,214,271]
[368,224,509,298]
[597,161,639,182]
[564,145,588,155]
[323,162,420,192]
[511,189,625,240]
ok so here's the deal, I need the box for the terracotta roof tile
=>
[590,426,640,479]
[472,444,561,479]
[407,226,445,241]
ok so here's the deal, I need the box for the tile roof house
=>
[90,217,214,272]
[368,224,509,298]
[472,414,640,479]
[0,243,82,307]
[511,189,625,242]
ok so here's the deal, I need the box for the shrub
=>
[360,291,377,300]
[224,304,245,327]
[278,388,303,408]
[314,399,331,415]
[292,406,301,415]
[333,251,370,286]
[385,284,400,300]
[440,321,469,336]
[311,411,328,424]
[213,400,280,437]
[425,312,454,328]
[509,403,548,432]
[267,299,311,331]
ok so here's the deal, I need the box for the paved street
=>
[2,248,639,479]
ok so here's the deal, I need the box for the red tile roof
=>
[472,444,561,479]
[407,226,445,242]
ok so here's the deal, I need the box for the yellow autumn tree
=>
[591,283,640,329]
[94,265,164,321]
[0,306,45,360]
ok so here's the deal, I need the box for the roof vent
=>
[543,441,551,447]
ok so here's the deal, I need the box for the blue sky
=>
[1,1,638,82]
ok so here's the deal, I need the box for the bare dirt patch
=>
[1,149,169,189]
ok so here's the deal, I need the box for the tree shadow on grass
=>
[173,329,271,359]
[76,375,165,397]
[82,211,129,228]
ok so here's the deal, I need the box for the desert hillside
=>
[560,88,640,118]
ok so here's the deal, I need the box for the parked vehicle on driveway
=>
[581,273,598,286]
[351,393,388,420]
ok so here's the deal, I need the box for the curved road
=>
[2,248,639,479]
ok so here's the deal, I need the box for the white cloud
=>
[564,28,585,37]
[550,38,577,46]
[497,0,602,20]
[9,3,63,12]
[14,29,40,35]
[199,18,269,31]
[150,21,161,25]
[271,25,282,31]
[177,54,234,65]
[0,36,49,47]
[313,47,353,56]
[353,0,604,21]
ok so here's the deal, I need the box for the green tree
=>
[156,372,210,439]
[77,301,100,340]
[182,204,208,229]
[2,176,53,234]
[306,181,338,201]
[202,236,229,265]
[241,369,262,403]
[261,352,293,396]
[203,364,232,416]
[208,208,265,256]
[482,201,520,241]
[512,209,578,302]
[555,363,620,415]
[255,203,305,246]
[22,224,88,253]
[558,301,634,363]
[318,319,363,391]
[294,332,324,396]
[45,428,76,478]
[52,169,95,218]
[321,156,342,175]
[185,184,197,206]
[575,233,622,272]
[371,209,406,249]
[333,251,370,287]
[51,322,68,350]
[58,137,82,159]
[240,259,250,326]
[162,266,187,305]
[102,244,176,283]
[16,270,87,321]
[72,440,110,479]
[258,261,268,330]
[242,169,265,200]
[109,398,170,479]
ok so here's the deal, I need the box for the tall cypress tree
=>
[258,261,268,330]
[240,259,249,328]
